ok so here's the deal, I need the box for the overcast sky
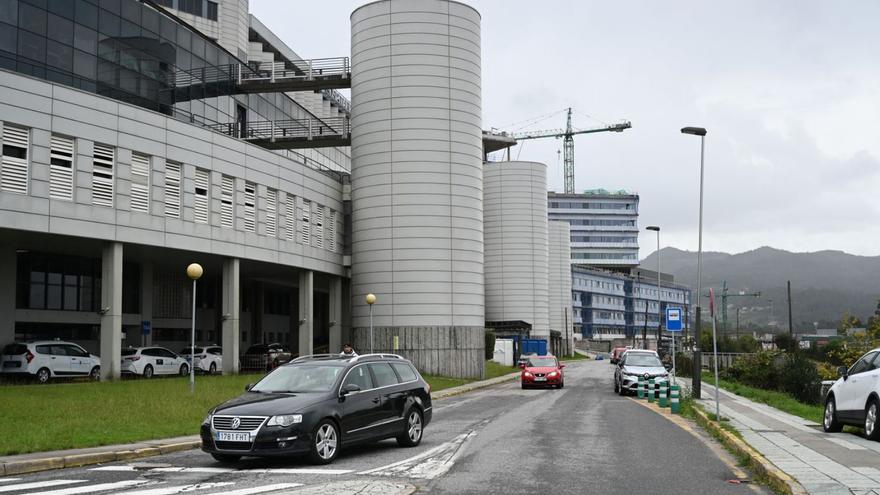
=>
[250,0,880,257]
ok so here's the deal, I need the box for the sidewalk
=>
[682,377,880,495]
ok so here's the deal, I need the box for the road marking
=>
[244,468,352,475]
[150,467,236,474]
[114,482,236,494]
[0,480,87,493]
[0,480,20,483]
[90,465,351,475]
[18,480,149,495]
[218,484,304,495]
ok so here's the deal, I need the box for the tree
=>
[773,333,797,352]
[839,313,863,335]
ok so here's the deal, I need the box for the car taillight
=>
[25,351,34,364]
[130,355,140,361]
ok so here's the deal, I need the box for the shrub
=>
[484,331,496,360]
[774,334,798,352]
[674,352,694,377]
[722,351,779,390]
[779,352,821,405]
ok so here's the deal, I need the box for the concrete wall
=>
[548,220,573,354]
[350,0,484,377]
[0,69,344,277]
[483,161,549,342]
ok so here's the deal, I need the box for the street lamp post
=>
[647,226,661,351]
[366,293,376,353]
[186,263,203,394]
[681,126,707,398]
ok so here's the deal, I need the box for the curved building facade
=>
[350,0,484,377]
[484,161,550,344]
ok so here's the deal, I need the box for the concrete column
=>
[329,276,342,354]
[140,263,153,347]
[0,242,16,346]
[221,258,240,374]
[100,242,123,380]
[298,270,314,356]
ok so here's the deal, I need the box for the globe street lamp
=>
[681,125,707,398]
[186,263,203,393]
[366,293,376,353]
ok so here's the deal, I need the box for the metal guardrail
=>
[207,116,350,143]
[700,352,756,371]
[241,57,351,83]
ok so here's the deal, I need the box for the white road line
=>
[244,469,353,475]
[113,482,236,495]
[216,484,303,495]
[0,480,87,493]
[90,467,137,472]
[0,479,20,483]
[90,466,349,475]
[359,428,479,479]
[27,480,150,495]
[149,468,235,474]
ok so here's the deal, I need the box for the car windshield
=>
[527,357,558,367]
[180,347,203,354]
[625,354,662,367]
[251,364,344,393]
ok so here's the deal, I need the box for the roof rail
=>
[290,353,343,363]
[349,353,404,363]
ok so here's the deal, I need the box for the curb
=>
[0,440,201,477]
[430,372,520,400]
[691,406,808,495]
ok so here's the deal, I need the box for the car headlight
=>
[623,371,638,377]
[202,413,212,426]
[267,414,303,427]
[524,371,532,377]
[548,371,558,378]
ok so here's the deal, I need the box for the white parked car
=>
[179,346,222,374]
[824,348,880,439]
[1,341,101,383]
[121,347,189,378]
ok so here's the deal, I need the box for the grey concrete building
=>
[548,221,573,355]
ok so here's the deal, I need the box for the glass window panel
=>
[119,49,137,70]
[74,0,98,29]
[46,39,73,73]
[47,283,62,309]
[74,23,96,52]
[99,0,119,15]
[47,0,74,18]
[64,284,77,310]
[17,29,45,62]
[176,24,190,51]
[48,12,74,45]
[0,0,17,25]
[119,0,138,23]
[159,14,174,43]
[19,2,46,35]
[73,48,96,78]
[0,22,15,53]
[97,39,116,62]
[98,9,119,37]
[120,18,138,38]
[141,6,158,35]
[29,283,44,309]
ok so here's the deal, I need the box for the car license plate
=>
[534,377,547,382]
[2,361,20,368]
[215,432,250,442]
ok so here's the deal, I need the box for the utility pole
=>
[787,280,793,336]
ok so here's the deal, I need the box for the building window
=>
[326,210,336,252]
[299,197,310,244]
[164,161,181,218]
[266,188,277,237]
[153,0,173,7]
[1,124,29,195]
[243,181,255,232]
[285,195,295,241]
[220,175,233,228]
[49,135,75,201]
[207,1,218,21]
[194,168,209,224]
[312,204,324,249]
[178,0,203,17]
[91,144,114,207]
[130,152,150,213]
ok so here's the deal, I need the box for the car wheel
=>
[180,363,189,376]
[143,364,154,379]
[866,399,880,440]
[614,378,619,393]
[617,379,627,396]
[308,419,340,464]
[559,381,564,389]
[209,362,217,375]
[36,367,51,384]
[397,408,424,447]
[211,453,241,463]
[89,366,101,381]
[823,396,843,433]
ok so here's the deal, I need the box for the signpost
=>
[666,307,683,384]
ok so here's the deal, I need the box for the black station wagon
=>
[201,354,432,464]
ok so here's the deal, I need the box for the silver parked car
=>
[613,350,669,395]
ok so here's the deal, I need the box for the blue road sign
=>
[666,307,683,332]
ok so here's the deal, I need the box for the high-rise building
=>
[548,190,640,270]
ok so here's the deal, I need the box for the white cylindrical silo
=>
[483,161,550,345]
[549,220,573,355]
[350,0,484,378]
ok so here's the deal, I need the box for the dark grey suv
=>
[201,354,432,464]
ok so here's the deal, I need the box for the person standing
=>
[339,343,358,357]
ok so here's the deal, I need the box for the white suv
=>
[121,347,189,378]
[1,341,101,383]
[179,346,222,374]
[824,348,880,439]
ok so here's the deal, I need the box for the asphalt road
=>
[0,359,767,494]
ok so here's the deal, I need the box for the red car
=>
[610,346,631,364]
[520,355,565,389]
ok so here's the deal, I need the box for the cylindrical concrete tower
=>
[483,161,550,345]
[350,0,484,378]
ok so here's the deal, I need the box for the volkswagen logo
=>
[231,417,241,430]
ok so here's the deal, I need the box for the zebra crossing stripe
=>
[113,482,236,495]
[0,480,87,493]
[0,479,21,484]
[22,479,150,495]
[217,484,304,495]
[90,466,351,475]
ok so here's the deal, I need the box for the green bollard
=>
[637,376,645,399]
[648,379,655,402]
[671,385,681,414]
[659,381,668,407]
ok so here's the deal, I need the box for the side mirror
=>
[664,363,672,371]
[519,363,526,369]
[838,366,849,379]
[559,364,566,369]
[244,383,254,391]
[340,383,361,396]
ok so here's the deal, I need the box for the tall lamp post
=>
[647,226,661,351]
[681,125,707,398]
[186,263,203,393]
[366,293,376,353]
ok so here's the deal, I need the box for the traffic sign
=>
[666,307,683,332]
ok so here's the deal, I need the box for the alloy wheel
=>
[37,368,50,384]
[824,401,834,430]
[867,403,877,437]
[408,411,423,443]
[316,423,338,460]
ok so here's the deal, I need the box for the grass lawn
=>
[700,371,823,424]
[561,352,591,361]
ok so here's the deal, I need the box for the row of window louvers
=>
[0,124,339,252]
